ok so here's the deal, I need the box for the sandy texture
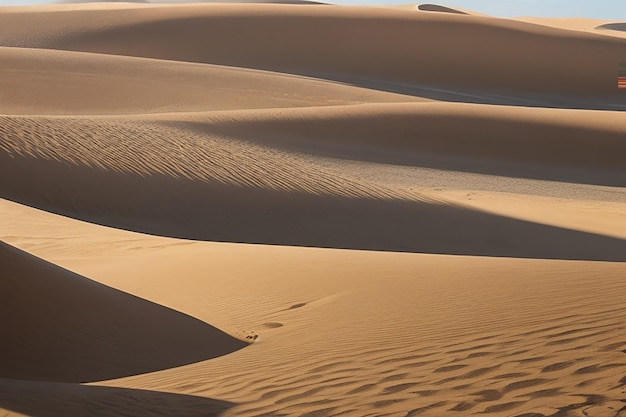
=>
[1,2,625,417]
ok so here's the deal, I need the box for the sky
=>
[0,0,625,20]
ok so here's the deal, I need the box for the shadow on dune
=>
[0,378,235,417]
[417,4,467,15]
[313,75,626,111]
[597,23,626,32]
[2,154,626,262]
[179,112,626,188]
[0,241,247,383]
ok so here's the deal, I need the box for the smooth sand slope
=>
[0,46,417,115]
[1,2,626,417]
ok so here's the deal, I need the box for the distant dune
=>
[1,4,625,100]
[1,2,625,417]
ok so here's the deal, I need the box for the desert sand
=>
[1,2,626,417]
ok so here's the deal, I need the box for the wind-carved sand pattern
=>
[0,115,414,199]
[1,2,626,417]
[103,254,626,417]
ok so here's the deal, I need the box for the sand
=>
[516,17,626,39]
[1,2,626,417]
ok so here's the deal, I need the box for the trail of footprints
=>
[211,306,626,416]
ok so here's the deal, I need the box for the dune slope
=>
[178,102,626,184]
[0,241,246,383]
[0,46,416,115]
[2,202,626,417]
[2,112,626,260]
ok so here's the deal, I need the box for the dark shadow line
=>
[597,23,626,32]
[0,378,236,417]
[2,154,626,263]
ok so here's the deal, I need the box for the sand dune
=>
[0,240,246,383]
[1,4,625,102]
[178,102,626,184]
[2,200,626,417]
[0,46,415,115]
[2,110,626,260]
[1,2,626,417]
[95,248,626,417]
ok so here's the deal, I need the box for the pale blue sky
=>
[1,0,625,20]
